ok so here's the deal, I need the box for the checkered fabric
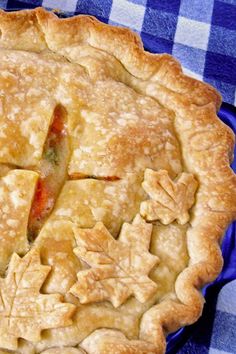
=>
[209,281,236,354]
[0,2,235,354]
[175,281,236,354]
[172,215,236,354]
[0,0,235,105]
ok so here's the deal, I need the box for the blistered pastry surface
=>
[0,170,38,272]
[0,7,235,354]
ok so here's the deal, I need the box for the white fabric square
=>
[109,0,145,31]
[216,280,236,316]
[42,0,77,12]
[182,67,203,81]
[174,16,210,50]
[209,348,233,354]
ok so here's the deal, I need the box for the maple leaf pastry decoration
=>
[140,169,198,225]
[70,215,159,307]
[0,249,75,350]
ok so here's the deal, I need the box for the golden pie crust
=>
[0,7,235,354]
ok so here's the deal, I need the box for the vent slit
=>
[27,104,70,241]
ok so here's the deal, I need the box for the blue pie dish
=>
[167,102,236,353]
[2,8,236,352]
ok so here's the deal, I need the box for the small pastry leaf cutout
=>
[140,169,198,225]
[0,249,75,350]
[70,215,158,307]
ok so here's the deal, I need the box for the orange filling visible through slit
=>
[69,173,120,181]
[28,105,69,240]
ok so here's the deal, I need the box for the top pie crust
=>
[0,7,235,354]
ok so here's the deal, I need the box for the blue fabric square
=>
[212,0,236,30]
[14,0,41,4]
[204,51,236,85]
[208,25,236,57]
[5,0,39,8]
[141,32,173,54]
[146,0,181,14]
[76,0,112,22]
[173,43,206,75]
[6,0,43,4]
[204,78,236,104]
[210,310,236,352]
[219,0,236,4]
[179,0,215,22]
[142,8,178,41]
[128,0,147,5]
[176,337,210,354]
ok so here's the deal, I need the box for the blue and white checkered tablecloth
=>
[0,1,235,354]
[178,281,236,354]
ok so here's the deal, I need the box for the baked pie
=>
[0,7,235,354]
